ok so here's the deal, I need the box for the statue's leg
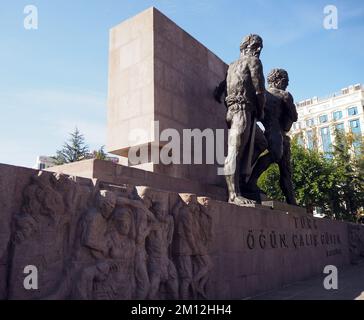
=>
[269,130,284,163]
[147,258,161,299]
[252,124,268,164]
[245,152,273,192]
[166,259,179,300]
[245,130,285,197]
[245,129,283,192]
[135,249,150,299]
[224,109,245,202]
[177,256,193,300]
[279,136,297,205]
[240,123,268,194]
[225,109,255,206]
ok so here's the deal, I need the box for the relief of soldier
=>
[8,174,213,301]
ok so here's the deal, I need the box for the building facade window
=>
[319,114,328,123]
[306,118,314,127]
[349,119,362,152]
[335,122,345,131]
[348,106,358,116]
[320,126,332,154]
[297,134,304,146]
[333,110,342,121]
[349,119,361,134]
[306,130,314,150]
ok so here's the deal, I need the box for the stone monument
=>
[0,7,363,300]
[107,7,227,186]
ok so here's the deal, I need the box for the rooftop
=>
[297,84,363,108]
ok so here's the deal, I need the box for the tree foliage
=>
[329,129,364,221]
[93,145,107,160]
[53,127,90,165]
[258,131,364,222]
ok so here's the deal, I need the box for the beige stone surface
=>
[2,163,363,300]
[107,7,228,186]
[46,161,311,215]
[262,200,307,215]
[47,159,227,201]
[107,7,155,153]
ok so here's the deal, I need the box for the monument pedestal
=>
[46,159,227,201]
[1,162,363,300]
[261,200,307,215]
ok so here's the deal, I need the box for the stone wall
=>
[107,7,228,186]
[107,7,154,154]
[47,159,227,201]
[0,163,363,300]
[209,202,352,298]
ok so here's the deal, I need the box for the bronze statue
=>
[215,34,266,206]
[245,68,298,205]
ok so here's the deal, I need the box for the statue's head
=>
[97,190,117,219]
[14,216,37,243]
[198,197,210,209]
[240,34,263,57]
[137,187,153,209]
[152,202,167,221]
[112,207,132,236]
[180,194,199,213]
[267,68,289,90]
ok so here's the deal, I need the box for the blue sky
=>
[0,0,363,167]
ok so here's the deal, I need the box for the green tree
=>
[329,129,364,221]
[258,132,364,221]
[93,145,107,160]
[290,139,336,215]
[258,137,336,215]
[257,164,284,202]
[53,127,90,165]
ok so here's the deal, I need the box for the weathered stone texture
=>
[107,7,228,186]
[1,163,361,300]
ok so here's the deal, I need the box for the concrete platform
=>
[262,201,307,215]
[47,159,227,201]
[249,259,364,300]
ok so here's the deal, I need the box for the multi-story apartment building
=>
[34,156,57,170]
[290,83,364,153]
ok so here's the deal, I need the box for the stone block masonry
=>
[1,162,363,300]
[107,7,228,186]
